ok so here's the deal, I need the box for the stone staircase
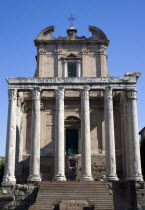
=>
[29,181,114,210]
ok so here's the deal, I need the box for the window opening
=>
[68,63,76,77]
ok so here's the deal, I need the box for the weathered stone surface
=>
[0,184,38,210]
[59,200,92,210]
[7,74,139,90]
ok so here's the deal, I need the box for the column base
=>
[2,176,16,186]
[53,175,66,181]
[106,175,119,181]
[27,175,41,182]
[80,175,94,181]
[128,175,143,182]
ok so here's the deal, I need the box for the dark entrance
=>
[66,129,78,155]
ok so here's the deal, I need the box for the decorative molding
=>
[97,49,105,55]
[81,49,89,54]
[55,49,62,54]
[7,74,139,90]
[38,49,47,54]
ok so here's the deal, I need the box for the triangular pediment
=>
[67,53,77,58]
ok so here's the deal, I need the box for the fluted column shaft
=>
[28,89,41,182]
[54,88,66,181]
[2,89,17,186]
[127,89,143,181]
[80,88,93,181]
[104,87,118,181]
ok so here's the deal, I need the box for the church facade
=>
[2,25,143,187]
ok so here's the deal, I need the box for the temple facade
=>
[2,25,143,186]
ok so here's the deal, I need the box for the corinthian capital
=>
[8,89,17,101]
[17,92,23,107]
[32,89,41,100]
[55,88,65,100]
[81,87,90,100]
[104,86,113,100]
[127,88,137,100]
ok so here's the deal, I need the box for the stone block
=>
[14,190,19,196]
[2,190,8,195]
[59,200,93,210]
[18,191,25,196]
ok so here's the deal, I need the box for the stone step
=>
[30,208,114,210]
[38,191,111,194]
[29,181,114,210]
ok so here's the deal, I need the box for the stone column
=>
[28,89,41,182]
[121,92,131,179]
[2,89,17,186]
[77,61,81,77]
[54,88,66,181]
[62,60,67,77]
[80,87,93,181]
[15,92,23,182]
[104,87,118,181]
[127,89,143,181]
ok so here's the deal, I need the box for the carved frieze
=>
[7,73,139,91]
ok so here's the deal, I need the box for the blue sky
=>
[0,0,145,155]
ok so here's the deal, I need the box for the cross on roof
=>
[67,15,76,26]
